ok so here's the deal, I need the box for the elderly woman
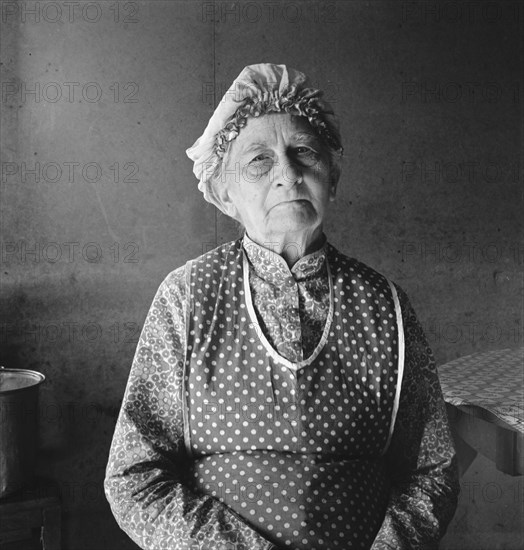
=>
[105,64,459,550]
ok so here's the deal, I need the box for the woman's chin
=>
[270,201,317,223]
[269,216,319,235]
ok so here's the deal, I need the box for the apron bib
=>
[182,239,404,549]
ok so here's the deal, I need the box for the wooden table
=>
[438,347,524,477]
[0,478,61,549]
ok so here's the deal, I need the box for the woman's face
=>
[218,113,337,244]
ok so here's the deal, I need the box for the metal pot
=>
[0,366,45,498]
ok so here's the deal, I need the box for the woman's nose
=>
[274,153,302,187]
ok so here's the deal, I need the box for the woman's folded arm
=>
[371,286,460,550]
[104,268,276,550]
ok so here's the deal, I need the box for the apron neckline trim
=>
[242,249,335,372]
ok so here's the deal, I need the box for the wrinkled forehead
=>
[229,113,320,157]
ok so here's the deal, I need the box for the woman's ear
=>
[329,182,337,201]
[214,177,239,219]
[329,165,340,201]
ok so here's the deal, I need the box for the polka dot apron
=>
[183,239,404,549]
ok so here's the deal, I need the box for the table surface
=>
[438,347,524,434]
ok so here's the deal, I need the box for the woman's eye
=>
[294,146,320,165]
[296,147,320,160]
[245,154,272,179]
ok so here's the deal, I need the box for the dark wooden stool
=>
[0,478,61,550]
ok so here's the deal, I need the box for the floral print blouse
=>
[104,233,459,550]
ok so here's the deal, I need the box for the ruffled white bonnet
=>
[186,63,341,212]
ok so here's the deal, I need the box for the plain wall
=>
[0,1,522,548]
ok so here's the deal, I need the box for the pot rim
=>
[0,366,46,395]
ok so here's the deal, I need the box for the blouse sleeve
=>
[104,266,277,550]
[370,285,460,550]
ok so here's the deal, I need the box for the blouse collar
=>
[242,232,327,285]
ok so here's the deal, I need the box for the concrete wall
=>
[0,1,522,548]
